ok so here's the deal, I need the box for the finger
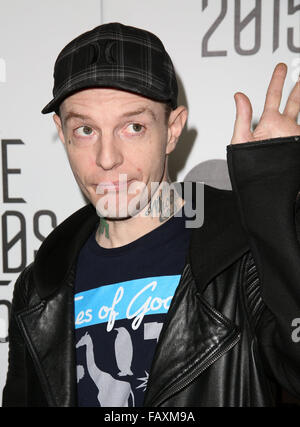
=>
[231,92,253,144]
[263,63,287,113]
[283,77,300,120]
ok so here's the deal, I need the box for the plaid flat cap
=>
[42,22,178,114]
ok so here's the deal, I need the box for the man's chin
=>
[95,204,141,220]
[95,193,149,220]
[102,213,133,221]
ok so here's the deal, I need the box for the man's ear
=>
[53,114,66,145]
[166,106,188,155]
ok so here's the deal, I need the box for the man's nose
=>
[95,133,123,170]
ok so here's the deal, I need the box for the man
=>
[2,22,300,407]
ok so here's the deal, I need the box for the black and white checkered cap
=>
[42,22,178,114]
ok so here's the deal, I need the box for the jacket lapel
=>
[143,263,241,406]
[16,206,99,406]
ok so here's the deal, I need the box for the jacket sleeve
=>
[227,135,300,399]
[2,266,32,407]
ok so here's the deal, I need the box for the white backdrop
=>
[0,0,299,404]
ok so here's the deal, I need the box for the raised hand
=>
[231,63,300,145]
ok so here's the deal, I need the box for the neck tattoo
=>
[145,188,177,223]
[98,217,109,239]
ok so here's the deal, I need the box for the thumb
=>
[231,92,253,144]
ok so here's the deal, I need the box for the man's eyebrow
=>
[121,107,158,121]
[62,107,158,126]
[62,112,91,126]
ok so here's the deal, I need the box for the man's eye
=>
[127,123,144,133]
[75,126,94,136]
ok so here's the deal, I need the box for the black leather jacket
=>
[3,136,300,407]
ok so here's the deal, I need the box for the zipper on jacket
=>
[148,329,241,407]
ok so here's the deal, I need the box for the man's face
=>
[54,88,186,218]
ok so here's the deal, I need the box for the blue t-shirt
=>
[74,211,191,407]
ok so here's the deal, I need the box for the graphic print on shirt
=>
[76,331,135,407]
[114,327,133,376]
[75,275,180,407]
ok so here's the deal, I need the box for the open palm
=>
[231,63,300,144]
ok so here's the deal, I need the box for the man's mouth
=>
[95,179,134,193]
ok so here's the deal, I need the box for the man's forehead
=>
[62,86,163,105]
[60,88,164,121]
